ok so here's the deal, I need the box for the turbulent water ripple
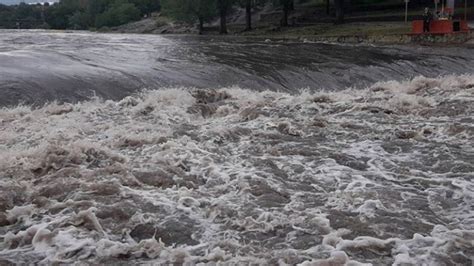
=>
[2,31,474,107]
[0,75,473,264]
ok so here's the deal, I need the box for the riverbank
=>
[259,30,474,45]
[107,16,473,46]
[238,21,474,45]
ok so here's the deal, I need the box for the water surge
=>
[0,74,473,264]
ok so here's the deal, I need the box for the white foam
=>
[0,74,473,264]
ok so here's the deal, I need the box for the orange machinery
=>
[412,19,470,34]
[412,1,471,34]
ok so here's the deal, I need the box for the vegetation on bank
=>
[0,0,160,29]
[0,0,472,37]
[0,0,365,32]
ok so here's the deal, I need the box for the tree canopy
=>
[162,0,215,33]
[0,0,161,30]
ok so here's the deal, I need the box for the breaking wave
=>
[0,74,473,264]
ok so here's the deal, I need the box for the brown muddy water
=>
[0,30,473,265]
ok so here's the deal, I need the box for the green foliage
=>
[68,11,90,29]
[0,0,161,30]
[0,3,45,29]
[130,0,161,16]
[162,0,216,23]
[216,0,234,10]
[95,1,141,28]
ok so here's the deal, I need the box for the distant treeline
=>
[0,0,447,32]
[0,0,160,29]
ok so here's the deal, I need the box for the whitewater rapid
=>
[0,74,473,264]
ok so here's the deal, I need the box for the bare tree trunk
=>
[326,0,330,15]
[198,17,204,34]
[245,0,252,31]
[220,8,228,34]
[334,0,344,24]
[282,8,289,26]
[281,0,291,26]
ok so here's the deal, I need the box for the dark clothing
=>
[423,11,433,32]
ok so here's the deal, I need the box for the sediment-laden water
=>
[0,74,473,264]
[1,30,474,107]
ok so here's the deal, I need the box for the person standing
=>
[423,8,433,32]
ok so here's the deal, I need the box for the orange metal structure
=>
[412,20,470,34]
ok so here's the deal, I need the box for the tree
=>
[334,0,344,24]
[246,0,251,30]
[130,0,161,17]
[238,0,252,31]
[68,10,90,29]
[0,4,15,28]
[162,0,215,34]
[45,0,82,29]
[279,0,292,26]
[217,0,233,34]
[95,1,141,28]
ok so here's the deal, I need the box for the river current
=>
[0,30,473,265]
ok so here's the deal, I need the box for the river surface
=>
[1,30,474,106]
[0,30,473,265]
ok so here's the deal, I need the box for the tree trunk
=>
[281,1,290,26]
[245,0,252,31]
[198,17,204,35]
[220,8,228,34]
[334,0,344,24]
[326,0,330,15]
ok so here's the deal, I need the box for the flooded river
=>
[1,30,474,106]
[0,30,473,265]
